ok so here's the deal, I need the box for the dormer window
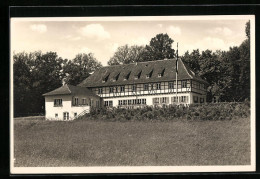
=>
[158,68,165,78]
[135,70,142,80]
[146,69,153,79]
[112,73,120,82]
[102,73,110,83]
[124,71,131,81]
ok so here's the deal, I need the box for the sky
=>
[11,16,250,66]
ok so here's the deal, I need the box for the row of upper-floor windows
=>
[119,98,147,106]
[96,80,205,94]
[53,98,100,107]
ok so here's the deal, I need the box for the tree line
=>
[13,21,250,117]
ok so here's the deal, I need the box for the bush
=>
[79,102,250,122]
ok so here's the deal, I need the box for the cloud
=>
[79,24,110,40]
[62,35,81,41]
[30,24,47,33]
[78,46,92,54]
[130,37,149,46]
[181,37,236,54]
[110,43,119,52]
[166,25,182,36]
[157,24,163,28]
[209,27,233,36]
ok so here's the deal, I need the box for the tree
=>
[108,45,146,65]
[63,53,102,85]
[246,21,250,40]
[144,33,175,61]
[13,51,65,117]
[181,49,201,74]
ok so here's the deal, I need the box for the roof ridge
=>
[103,58,176,68]
[65,84,72,94]
[179,59,193,79]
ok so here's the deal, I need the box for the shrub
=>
[78,102,250,122]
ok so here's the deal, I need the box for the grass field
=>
[13,117,250,167]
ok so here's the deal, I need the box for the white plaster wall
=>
[103,93,193,107]
[45,95,90,120]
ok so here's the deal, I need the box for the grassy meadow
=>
[13,116,250,167]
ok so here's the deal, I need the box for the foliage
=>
[13,51,64,117]
[81,102,250,122]
[13,51,101,117]
[63,53,102,85]
[181,21,250,102]
[144,33,175,61]
[107,45,146,65]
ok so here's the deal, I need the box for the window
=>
[200,97,204,103]
[109,101,113,107]
[146,74,150,78]
[104,101,109,106]
[156,83,161,90]
[74,113,77,117]
[181,96,187,102]
[109,87,114,93]
[144,84,149,91]
[194,96,198,103]
[74,97,79,105]
[171,96,178,103]
[182,81,187,88]
[120,86,125,92]
[132,85,137,92]
[137,99,141,104]
[158,73,162,77]
[82,98,86,105]
[153,98,160,104]
[96,101,100,107]
[169,82,174,89]
[161,97,167,103]
[55,113,58,118]
[142,99,146,104]
[133,99,137,104]
[150,84,154,90]
[115,86,118,93]
[63,112,69,120]
[98,88,103,94]
[128,100,132,105]
[54,99,62,106]
[90,99,93,106]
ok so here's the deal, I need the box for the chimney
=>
[62,78,66,86]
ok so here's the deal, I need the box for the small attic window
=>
[112,73,120,82]
[102,74,110,83]
[124,71,131,81]
[158,68,165,78]
[146,69,153,79]
[135,70,142,80]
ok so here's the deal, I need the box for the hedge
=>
[78,101,250,121]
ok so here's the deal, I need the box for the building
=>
[78,58,208,108]
[43,84,101,120]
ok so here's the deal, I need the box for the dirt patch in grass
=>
[13,117,250,167]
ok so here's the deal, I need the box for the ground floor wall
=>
[102,92,206,108]
[45,95,91,120]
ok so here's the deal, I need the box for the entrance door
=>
[63,112,69,120]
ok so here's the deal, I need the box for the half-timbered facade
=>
[78,59,208,108]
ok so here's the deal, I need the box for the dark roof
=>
[78,59,208,88]
[43,84,100,97]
